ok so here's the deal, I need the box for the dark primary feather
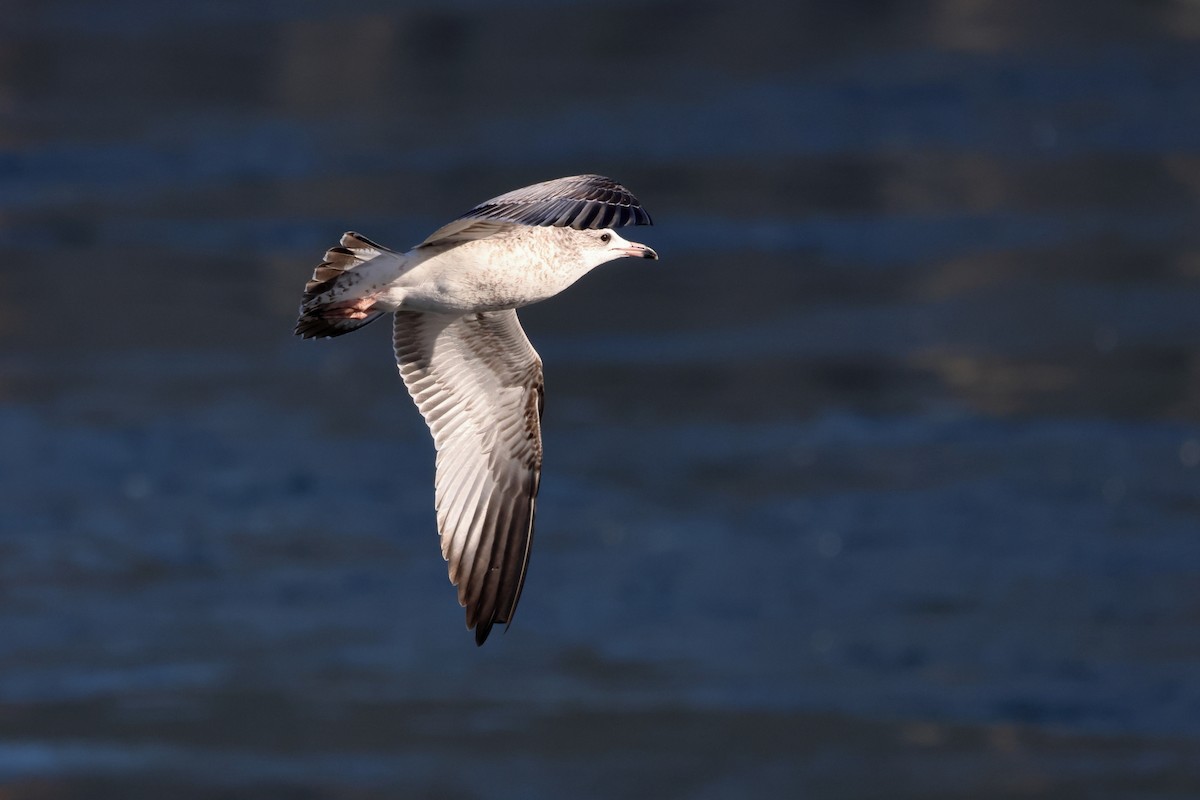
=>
[455,174,653,230]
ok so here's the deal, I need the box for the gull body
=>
[295,175,656,644]
[315,225,653,317]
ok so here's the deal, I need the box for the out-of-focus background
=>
[2,1,1199,797]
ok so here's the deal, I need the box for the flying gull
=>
[295,174,657,644]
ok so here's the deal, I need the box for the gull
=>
[295,175,657,645]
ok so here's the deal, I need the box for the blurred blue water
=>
[2,1,1199,797]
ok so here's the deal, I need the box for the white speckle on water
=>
[810,629,835,654]
[1102,477,1126,505]
[122,473,152,500]
[816,530,842,558]
[1180,438,1200,468]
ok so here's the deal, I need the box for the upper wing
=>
[419,174,651,248]
[417,219,519,250]
[393,309,544,645]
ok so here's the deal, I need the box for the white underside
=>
[358,229,599,314]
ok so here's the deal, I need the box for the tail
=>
[294,232,394,339]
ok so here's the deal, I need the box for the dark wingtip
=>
[460,174,653,231]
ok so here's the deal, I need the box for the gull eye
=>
[599,232,611,243]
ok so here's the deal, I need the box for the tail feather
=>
[294,308,385,338]
[295,232,395,339]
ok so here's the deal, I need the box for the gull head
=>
[576,227,658,268]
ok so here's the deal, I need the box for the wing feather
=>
[393,309,544,645]
[418,174,651,249]
[458,174,652,230]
